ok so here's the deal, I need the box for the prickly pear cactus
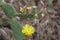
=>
[2,3,16,18]
[0,0,25,40]
[10,17,25,40]
[0,0,2,6]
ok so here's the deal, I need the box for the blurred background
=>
[0,0,60,40]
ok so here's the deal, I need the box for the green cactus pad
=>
[10,17,25,40]
[2,3,16,18]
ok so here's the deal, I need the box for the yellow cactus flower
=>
[20,7,24,13]
[22,24,35,36]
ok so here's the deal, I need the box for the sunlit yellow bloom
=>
[22,24,35,36]
[20,7,24,13]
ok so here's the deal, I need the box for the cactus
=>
[1,1,25,40]
[2,3,16,18]
[11,17,25,40]
[0,0,2,6]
